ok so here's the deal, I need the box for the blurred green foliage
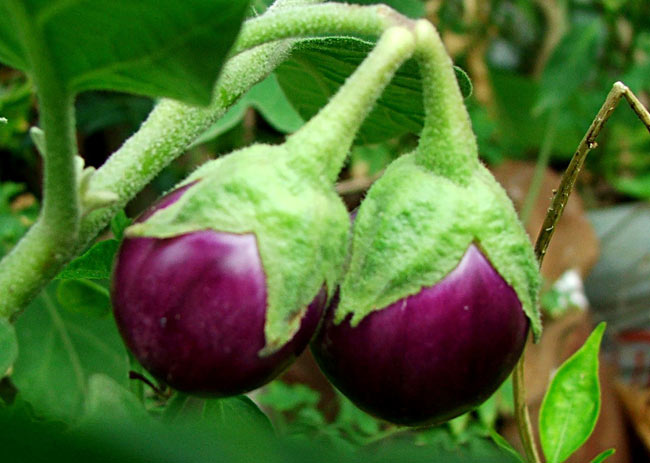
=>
[1,0,649,461]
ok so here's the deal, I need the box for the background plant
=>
[1,0,649,462]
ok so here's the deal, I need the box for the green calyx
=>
[334,18,541,339]
[127,144,349,355]
[125,26,418,354]
[337,152,542,340]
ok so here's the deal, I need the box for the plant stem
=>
[412,19,479,183]
[0,0,315,320]
[0,1,79,319]
[513,81,650,463]
[534,82,650,262]
[513,357,542,463]
[77,44,295,248]
[285,26,416,183]
[232,3,408,56]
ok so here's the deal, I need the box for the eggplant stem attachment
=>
[514,81,650,463]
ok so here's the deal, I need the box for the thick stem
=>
[285,26,416,184]
[78,41,296,252]
[0,0,315,320]
[232,3,407,56]
[412,19,479,183]
[0,1,79,319]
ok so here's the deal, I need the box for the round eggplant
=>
[312,244,528,426]
[112,188,326,396]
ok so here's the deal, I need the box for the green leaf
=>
[202,396,273,432]
[11,285,129,421]
[590,448,615,463]
[276,37,472,145]
[488,429,525,463]
[56,279,112,318]
[535,19,605,114]
[194,73,304,145]
[539,322,606,463]
[0,1,250,105]
[0,318,18,377]
[57,239,119,280]
[490,70,582,160]
[79,374,149,425]
[165,394,273,434]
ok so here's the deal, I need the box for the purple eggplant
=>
[311,244,528,426]
[111,187,326,396]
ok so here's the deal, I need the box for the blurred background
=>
[1,0,650,461]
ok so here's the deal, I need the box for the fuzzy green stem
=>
[232,3,408,56]
[78,42,296,251]
[412,19,479,183]
[285,26,416,184]
[0,1,79,319]
[0,0,315,320]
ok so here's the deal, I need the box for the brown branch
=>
[513,81,650,463]
[534,82,650,263]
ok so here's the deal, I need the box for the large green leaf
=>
[276,37,472,145]
[539,322,606,463]
[11,285,129,422]
[0,0,250,105]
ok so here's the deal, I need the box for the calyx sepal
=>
[126,144,349,354]
[337,153,542,339]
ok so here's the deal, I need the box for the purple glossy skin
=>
[111,187,326,396]
[312,244,528,426]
